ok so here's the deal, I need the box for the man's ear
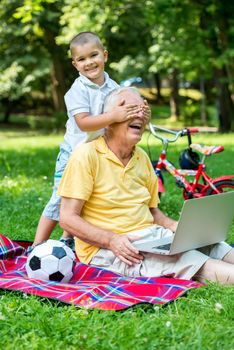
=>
[118,98,125,106]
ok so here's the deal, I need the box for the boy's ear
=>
[104,50,108,63]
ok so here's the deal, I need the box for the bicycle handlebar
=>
[149,123,199,143]
[188,128,199,133]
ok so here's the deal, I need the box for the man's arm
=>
[60,197,143,265]
[150,207,178,232]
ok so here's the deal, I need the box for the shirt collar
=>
[79,72,110,89]
[94,136,109,154]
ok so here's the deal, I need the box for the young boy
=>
[33,32,149,250]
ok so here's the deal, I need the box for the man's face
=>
[111,92,148,145]
[72,42,108,86]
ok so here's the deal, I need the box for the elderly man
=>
[58,87,234,284]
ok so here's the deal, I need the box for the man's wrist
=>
[169,221,178,233]
[105,231,118,249]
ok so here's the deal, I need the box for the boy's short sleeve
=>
[58,145,96,201]
[64,81,90,117]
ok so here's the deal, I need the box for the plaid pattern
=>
[0,234,25,259]
[0,234,201,310]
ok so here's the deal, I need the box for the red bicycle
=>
[148,123,234,199]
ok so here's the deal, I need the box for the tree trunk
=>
[1,98,12,123]
[153,72,163,101]
[215,10,234,131]
[198,1,234,131]
[45,30,66,113]
[200,76,207,125]
[50,56,66,112]
[3,108,10,123]
[169,68,180,121]
[216,67,234,132]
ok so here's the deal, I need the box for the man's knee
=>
[195,258,219,281]
[195,257,234,284]
[222,248,234,264]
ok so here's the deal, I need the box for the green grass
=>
[0,127,234,350]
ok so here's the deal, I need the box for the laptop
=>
[132,191,234,255]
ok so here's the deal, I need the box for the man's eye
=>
[78,58,84,62]
[91,53,98,57]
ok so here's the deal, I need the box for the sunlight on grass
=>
[139,87,202,100]
[0,131,63,150]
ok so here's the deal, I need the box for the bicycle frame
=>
[156,155,234,198]
[149,123,234,199]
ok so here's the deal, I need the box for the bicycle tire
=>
[204,179,234,196]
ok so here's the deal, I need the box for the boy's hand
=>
[109,99,142,123]
[142,100,151,124]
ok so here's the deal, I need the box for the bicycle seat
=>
[190,143,224,155]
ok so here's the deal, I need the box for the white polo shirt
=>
[62,72,119,152]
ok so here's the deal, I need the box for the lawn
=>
[0,127,234,350]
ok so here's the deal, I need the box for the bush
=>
[26,112,67,132]
[182,99,211,126]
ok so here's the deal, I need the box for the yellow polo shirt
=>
[58,136,159,264]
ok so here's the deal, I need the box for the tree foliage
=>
[0,0,233,130]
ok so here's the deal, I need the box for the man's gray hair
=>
[103,87,142,112]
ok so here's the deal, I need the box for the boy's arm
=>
[74,101,140,132]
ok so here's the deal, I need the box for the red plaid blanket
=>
[0,234,201,310]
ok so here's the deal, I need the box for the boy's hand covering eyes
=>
[110,101,141,123]
[142,100,151,123]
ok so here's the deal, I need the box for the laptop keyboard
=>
[153,243,171,250]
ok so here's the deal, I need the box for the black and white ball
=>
[26,239,76,283]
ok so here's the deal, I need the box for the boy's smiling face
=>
[72,42,108,86]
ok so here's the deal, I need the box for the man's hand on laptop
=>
[108,234,144,266]
[169,221,178,233]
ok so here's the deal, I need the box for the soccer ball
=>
[26,239,76,283]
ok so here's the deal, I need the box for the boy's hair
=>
[103,87,142,113]
[70,32,104,54]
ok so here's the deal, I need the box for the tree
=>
[0,0,69,121]
[0,62,49,122]
[196,0,234,131]
[1,0,233,130]
[13,0,68,112]
[145,0,213,121]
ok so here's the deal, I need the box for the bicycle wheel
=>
[205,179,234,195]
